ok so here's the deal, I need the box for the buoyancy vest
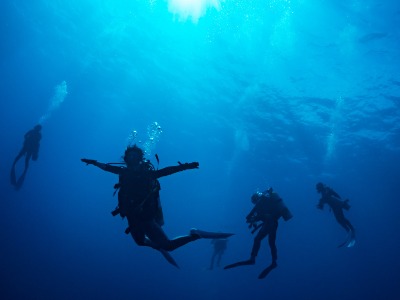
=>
[112,161,164,225]
[249,192,293,222]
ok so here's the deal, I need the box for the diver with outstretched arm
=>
[81,145,233,267]
[224,187,292,279]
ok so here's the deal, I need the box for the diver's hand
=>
[81,158,97,165]
[187,162,199,169]
[178,161,199,169]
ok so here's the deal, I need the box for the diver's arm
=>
[154,162,199,179]
[81,158,122,174]
[246,201,264,224]
[246,206,258,222]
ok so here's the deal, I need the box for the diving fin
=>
[338,230,356,248]
[337,239,349,248]
[190,228,234,239]
[224,259,255,270]
[258,262,277,279]
[348,230,356,247]
[346,238,356,248]
[15,171,26,191]
[346,231,356,248]
[159,249,179,268]
[14,172,26,191]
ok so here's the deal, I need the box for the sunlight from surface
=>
[167,0,223,22]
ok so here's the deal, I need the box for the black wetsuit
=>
[317,187,354,233]
[224,191,291,278]
[11,127,42,189]
[246,193,283,263]
[13,128,41,170]
[94,161,199,251]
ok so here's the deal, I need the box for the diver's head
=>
[251,191,263,204]
[34,124,42,131]
[124,144,144,166]
[316,182,325,193]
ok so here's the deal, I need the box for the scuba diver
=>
[10,124,42,190]
[81,144,233,267]
[224,187,292,279]
[315,182,356,248]
[208,238,228,270]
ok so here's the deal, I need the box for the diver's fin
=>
[337,239,349,248]
[224,259,255,270]
[159,249,179,268]
[346,240,356,248]
[190,228,234,239]
[338,230,356,248]
[346,236,356,248]
[14,173,26,191]
[258,262,277,279]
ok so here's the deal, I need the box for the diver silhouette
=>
[208,238,228,270]
[225,187,292,279]
[315,182,356,248]
[11,124,42,190]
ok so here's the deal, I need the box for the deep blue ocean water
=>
[1,1,399,299]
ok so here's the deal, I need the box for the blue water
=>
[1,0,399,299]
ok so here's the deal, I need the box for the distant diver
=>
[315,182,356,248]
[208,238,228,270]
[81,144,233,267]
[224,187,292,279]
[10,124,42,190]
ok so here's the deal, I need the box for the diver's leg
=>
[257,224,279,279]
[127,219,152,247]
[225,227,269,270]
[129,220,180,267]
[344,219,355,232]
[268,227,278,264]
[250,223,270,262]
[13,149,25,165]
[164,234,200,251]
[189,229,234,239]
[23,153,32,175]
[12,151,30,189]
[145,221,200,251]
[334,209,351,232]
[344,219,356,244]
[130,228,147,246]
[334,211,356,247]
[339,219,354,233]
